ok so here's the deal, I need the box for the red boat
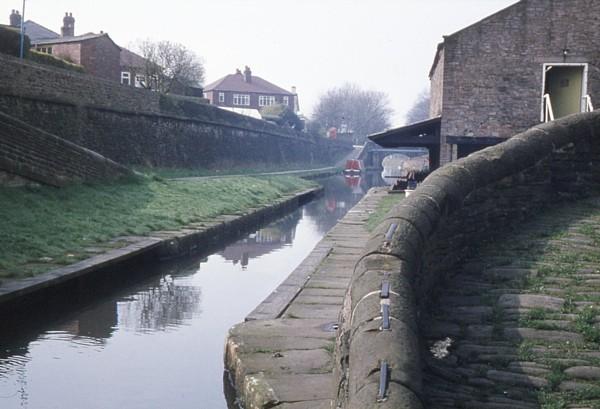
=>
[344,159,363,174]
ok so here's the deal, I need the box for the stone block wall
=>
[0,53,351,168]
[0,111,133,187]
[335,111,600,408]
[431,0,600,164]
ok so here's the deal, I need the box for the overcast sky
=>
[9,0,517,127]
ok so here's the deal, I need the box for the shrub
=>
[0,24,30,57]
[28,50,85,73]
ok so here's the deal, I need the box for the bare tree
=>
[311,83,392,143]
[405,89,430,124]
[136,39,205,93]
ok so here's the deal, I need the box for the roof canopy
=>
[369,117,441,148]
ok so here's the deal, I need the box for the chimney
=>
[9,10,21,28]
[61,12,75,37]
[291,86,299,112]
[244,66,252,83]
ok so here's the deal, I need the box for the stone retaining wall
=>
[0,110,133,187]
[335,112,600,408]
[0,53,351,169]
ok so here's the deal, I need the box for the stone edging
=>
[336,112,600,408]
[0,186,322,315]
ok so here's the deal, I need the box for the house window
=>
[121,71,131,86]
[36,46,53,54]
[258,95,276,107]
[135,74,146,88]
[283,96,289,106]
[218,92,225,103]
[233,94,250,106]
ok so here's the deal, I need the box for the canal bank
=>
[0,176,373,409]
[225,187,390,409]
[0,185,323,316]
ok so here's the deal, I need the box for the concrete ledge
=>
[0,186,322,314]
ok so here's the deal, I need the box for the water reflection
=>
[0,176,372,409]
[118,275,202,332]
[218,210,300,269]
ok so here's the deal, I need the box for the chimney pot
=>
[244,66,252,83]
[61,12,75,37]
[9,9,21,28]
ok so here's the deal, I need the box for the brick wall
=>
[433,0,600,164]
[80,36,121,82]
[0,111,133,187]
[0,53,351,168]
[336,111,600,408]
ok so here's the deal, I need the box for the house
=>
[119,47,152,88]
[370,0,600,169]
[7,11,122,82]
[204,66,299,112]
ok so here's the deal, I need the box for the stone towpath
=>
[423,197,600,409]
[225,188,387,409]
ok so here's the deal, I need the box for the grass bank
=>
[137,163,335,179]
[366,193,402,232]
[0,176,315,280]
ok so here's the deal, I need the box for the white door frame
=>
[540,62,588,122]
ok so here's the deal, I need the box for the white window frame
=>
[258,95,276,107]
[540,62,588,122]
[218,92,225,103]
[121,71,131,86]
[135,74,146,88]
[283,96,289,106]
[233,94,250,106]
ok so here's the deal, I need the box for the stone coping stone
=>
[0,187,322,311]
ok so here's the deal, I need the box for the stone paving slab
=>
[422,197,600,409]
[225,187,390,409]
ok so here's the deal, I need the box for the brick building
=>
[370,0,600,168]
[204,66,299,112]
[9,11,121,83]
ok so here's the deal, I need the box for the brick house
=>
[370,0,600,169]
[9,11,121,83]
[119,47,152,88]
[204,66,299,112]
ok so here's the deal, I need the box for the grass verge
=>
[136,163,334,179]
[366,193,403,232]
[0,176,315,280]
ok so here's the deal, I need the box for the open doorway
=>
[541,64,587,121]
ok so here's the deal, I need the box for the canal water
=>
[0,175,381,409]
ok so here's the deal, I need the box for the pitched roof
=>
[23,20,60,42]
[205,71,293,95]
[32,32,121,50]
[120,48,147,68]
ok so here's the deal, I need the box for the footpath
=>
[422,197,600,409]
[225,187,388,409]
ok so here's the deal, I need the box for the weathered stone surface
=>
[486,370,549,388]
[348,382,424,409]
[503,327,583,343]
[558,380,595,392]
[497,294,565,311]
[565,366,600,380]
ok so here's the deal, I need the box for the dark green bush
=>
[0,24,30,57]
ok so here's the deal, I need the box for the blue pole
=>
[19,0,26,59]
